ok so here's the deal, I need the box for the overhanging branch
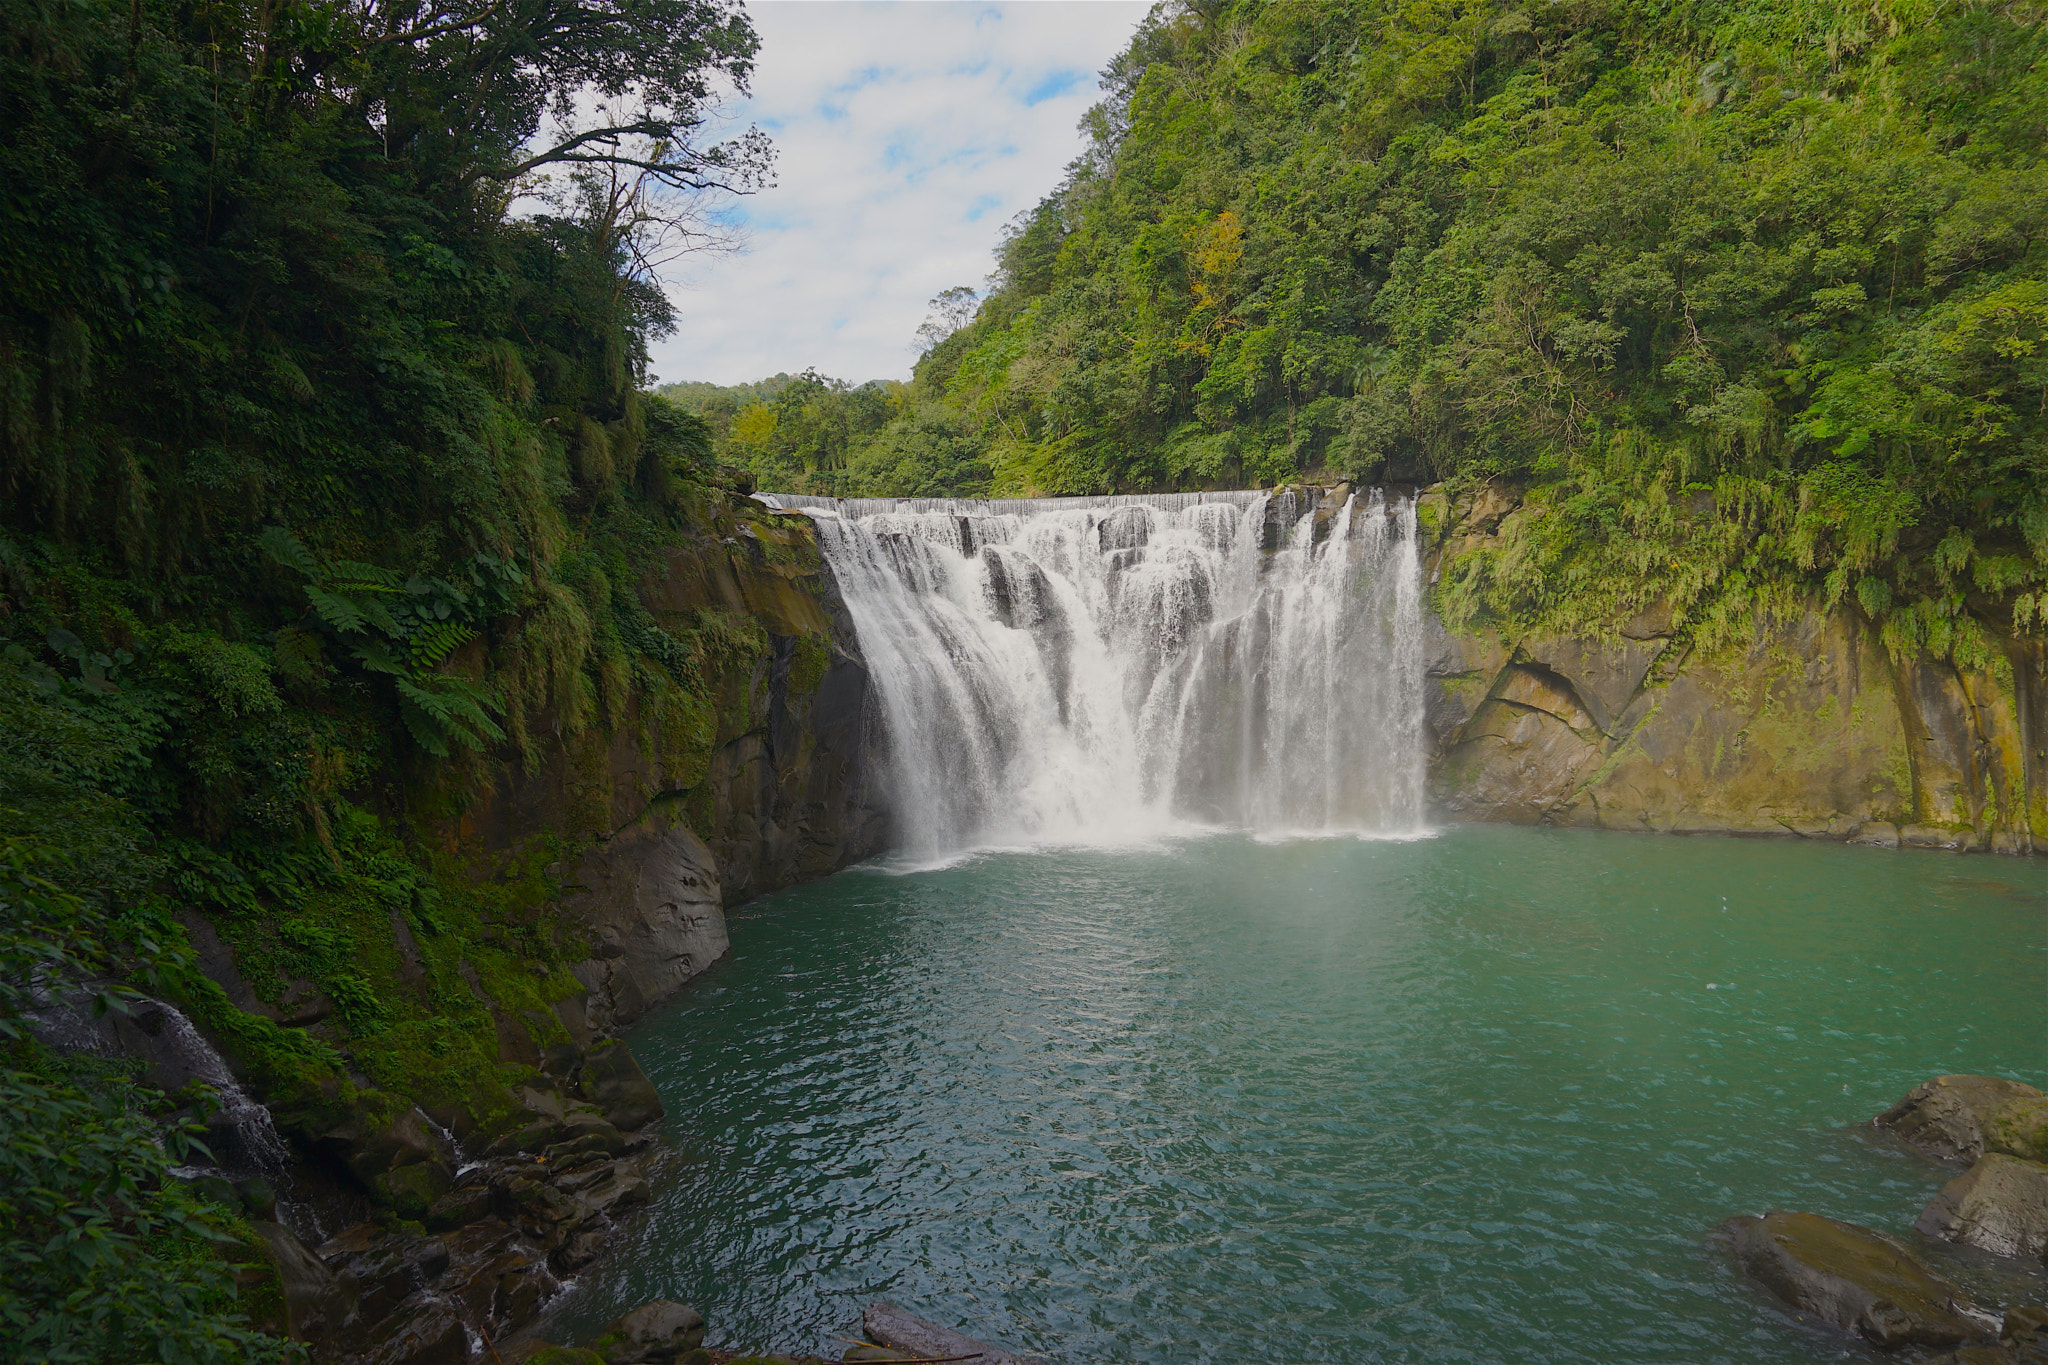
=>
[476,122,766,194]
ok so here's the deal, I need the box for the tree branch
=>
[362,0,508,46]
[479,122,759,193]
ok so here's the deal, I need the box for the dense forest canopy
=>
[720,0,2044,656]
[0,0,765,1356]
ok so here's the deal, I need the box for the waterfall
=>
[25,987,289,1172]
[762,486,1429,860]
[145,1002,292,1171]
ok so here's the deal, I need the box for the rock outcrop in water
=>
[1722,1210,1993,1350]
[1926,1306,2048,1365]
[1916,1156,2048,1264]
[1730,1077,2048,1359]
[860,1302,1043,1365]
[1420,487,2044,854]
[1878,1076,2048,1165]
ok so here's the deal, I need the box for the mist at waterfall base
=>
[766,488,1428,859]
[552,830,2046,1363]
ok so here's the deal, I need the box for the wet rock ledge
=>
[509,1299,1041,1365]
[256,1039,670,1364]
[1723,1074,2048,1363]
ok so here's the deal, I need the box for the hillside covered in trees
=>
[0,0,773,1355]
[738,0,2044,657]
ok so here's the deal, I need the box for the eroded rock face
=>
[1422,489,2045,853]
[1722,1210,1991,1350]
[1878,1076,2048,1164]
[250,1220,359,1347]
[453,503,886,921]
[438,501,885,1055]
[1916,1155,2048,1263]
[562,815,727,1037]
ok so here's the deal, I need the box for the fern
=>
[326,560,403,590]
[257,526,319,579]
[408,621,475,670]
[395,676,505,755]
[260,525,519,756]
[348,638,408,677]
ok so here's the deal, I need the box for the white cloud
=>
[646,0,1150,387]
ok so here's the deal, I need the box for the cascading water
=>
[759,487,1429,860]
[25,987,289,1172]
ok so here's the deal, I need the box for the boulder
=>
[568,1161,650,1217]
[2009,1307,2048,1348]
[327,1106,450,1180]
[1917,1155,2048,1262]
[554,1227,610,1272]
[487,1116,570,1157]
[1926,1307,2048,1365]
[321,1230,452,1328]
[594,1299,707,1363]
[236,1175,279,1220]
[578,1040,665,1132]
[427,1183,494,1232]
[1877,1076,2048,1164]
[862,1301,1043,1365]
[250,1219,359,1345]
[544,1111,628,1161]
[563,817,728,1034]
[352,1293,473,1365]
[1722,1210,1990,1350]
[378,1159,456,1219]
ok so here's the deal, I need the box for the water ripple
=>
[548,827,2047,1364]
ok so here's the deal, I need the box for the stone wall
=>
[1419,489,2044,855]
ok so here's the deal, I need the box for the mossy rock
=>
[375,1160,453,1218]
[521,1350,606,1365]
[1986,1095,2048,1164]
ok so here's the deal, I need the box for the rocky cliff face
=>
[449,496,887,1039]
[1419,488,2044,855]
[105,496,890,1364]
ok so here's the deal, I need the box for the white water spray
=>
[764,487,1429,860]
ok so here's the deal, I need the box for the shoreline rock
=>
[1722,1210,1993,1350]
[861,1302,1044,1365]
[1916,1155,2048,1264]
[1877,1076,2048,1165]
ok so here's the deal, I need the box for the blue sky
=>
[645,1,1151,387]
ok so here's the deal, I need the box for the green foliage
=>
[822,0,2045,650]
[664,369,911,493]
[0,1061,300,1365]
[0,0,782,1350]
[260,528,514,756]
[0,842,300,1365]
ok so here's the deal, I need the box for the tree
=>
[916,286,982,354]
[336,0,775,207]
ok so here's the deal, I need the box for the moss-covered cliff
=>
[1422,485,2044,854]
[6,486,881,1363]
